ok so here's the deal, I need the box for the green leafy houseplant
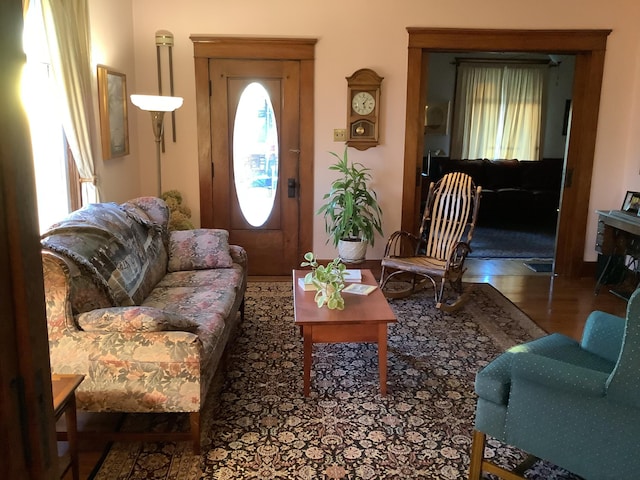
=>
[301,252,346,310]
[317,147,383,249]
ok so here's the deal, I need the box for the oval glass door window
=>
[233,82,279,227]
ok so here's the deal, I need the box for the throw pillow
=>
[167,229,233,272]
[76,306,199,333]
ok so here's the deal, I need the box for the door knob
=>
[288,178,297,198]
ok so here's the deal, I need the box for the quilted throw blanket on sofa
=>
[41,202,164,306]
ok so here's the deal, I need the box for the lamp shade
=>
[130,94,183,112]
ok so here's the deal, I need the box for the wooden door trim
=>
[191,36,316,259]
[2,1,59,474]
[192,35,316,60]
[402,28,611,277]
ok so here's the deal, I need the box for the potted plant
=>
[301,252,347,310]
[317,147,383,263]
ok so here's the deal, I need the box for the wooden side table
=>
[51,373,84,480]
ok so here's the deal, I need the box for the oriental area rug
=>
[91,282,582,480]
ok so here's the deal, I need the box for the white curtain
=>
[452,63,545,160]
[40,0,100,203]
[499,66,544,160]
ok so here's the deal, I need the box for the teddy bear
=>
[161,190,195,231]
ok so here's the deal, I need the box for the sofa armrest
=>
[580,310,625,363]
[511,352,609,397]
[125,196,170,227]
[49,329,203,412]
[230,244,248,268]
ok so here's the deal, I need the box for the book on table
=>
[343,283,377,296]
[298,278,317,291]
[343,269,362,281]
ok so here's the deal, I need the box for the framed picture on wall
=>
[424,101,451,136]
[97,65,129,159]
[621,191,640,215]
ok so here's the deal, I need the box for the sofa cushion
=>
[485,159,521,189]
[520,159,563,191]
[142,284,235,356]
[144,283,240,323]
[76,306,199,333]
[157,265,244,290]
[440,158,487,186]
[168,229,233,272]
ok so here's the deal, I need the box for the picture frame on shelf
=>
[97,65,129,159]
[621,191,640,215]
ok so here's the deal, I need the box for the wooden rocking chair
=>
[379,172,481,311]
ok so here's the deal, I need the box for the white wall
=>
[544,57,576,158]
[89,0,139,203]
[93,0,640,262]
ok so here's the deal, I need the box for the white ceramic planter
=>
[338,239,367,264]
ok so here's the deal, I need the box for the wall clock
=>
[346,68,383,150]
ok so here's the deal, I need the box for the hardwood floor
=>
[464,258,626,340]
[71,259,627,478]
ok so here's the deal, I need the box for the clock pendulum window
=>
[346,68,383,151]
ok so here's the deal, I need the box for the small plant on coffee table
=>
[301,252,347,310]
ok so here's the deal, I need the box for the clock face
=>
[351,91,375,115]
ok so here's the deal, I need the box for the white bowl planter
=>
[338,239,367,264]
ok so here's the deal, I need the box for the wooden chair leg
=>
[469,429,528,480]
[190,412,201,454]
[468,429,486,480]
[437,283,475,312]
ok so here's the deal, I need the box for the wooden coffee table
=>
[293,269,397,396]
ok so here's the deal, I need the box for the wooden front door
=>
[209,59,300,275]
[193,36,315,276]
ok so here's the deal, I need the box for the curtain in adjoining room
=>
[451,64,502,159]
[40,0,100,203]
[498,66,545,160]
[451,63,545,161]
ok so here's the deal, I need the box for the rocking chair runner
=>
[379,172,481,310]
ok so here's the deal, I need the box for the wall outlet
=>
[333,128,346,142]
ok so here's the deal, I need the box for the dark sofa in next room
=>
[424,157,564,226]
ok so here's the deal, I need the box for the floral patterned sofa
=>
[40,196,247,452]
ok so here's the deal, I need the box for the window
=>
[233,82,279,227]
[22,0,81,233]
[451,63,545,160]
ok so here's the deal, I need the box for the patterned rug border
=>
[90,281,575,480]
[466,282,546,340]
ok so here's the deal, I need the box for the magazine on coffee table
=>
[343,283,377,296]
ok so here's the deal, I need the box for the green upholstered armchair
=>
[469,289,640,480]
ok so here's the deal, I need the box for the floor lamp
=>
[130,94,183,196]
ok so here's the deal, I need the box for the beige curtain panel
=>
[452,63,544,161]
[40,0,100,203]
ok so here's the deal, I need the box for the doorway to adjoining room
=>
[423,51,574,270]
